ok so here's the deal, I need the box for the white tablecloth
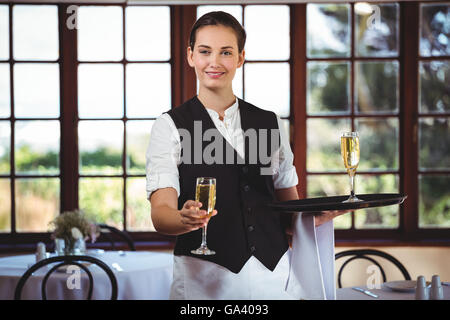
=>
[0,251,173,300]
[337,284,450,300]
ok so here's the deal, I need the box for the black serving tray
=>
[269,193,407,213]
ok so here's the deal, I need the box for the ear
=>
[237,49,245,68]
[187,46,195,67]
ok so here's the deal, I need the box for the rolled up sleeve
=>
[146,113,181,200]
[273,115,299,190]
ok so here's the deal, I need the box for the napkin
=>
[285,213,336,300]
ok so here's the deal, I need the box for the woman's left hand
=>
[314,210,352,227]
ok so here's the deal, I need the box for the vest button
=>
[243,185,250,192]
[247,207,252,214]
[248,225,254,232]
[242,166,248,174]
[250,246,256,253]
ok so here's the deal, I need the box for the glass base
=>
[191,246,216,255]
[343,195,363,203]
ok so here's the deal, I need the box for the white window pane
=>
[307,4,351,58]
[0,178,11,232]
[0,121,10,174]
[280,119,290,143]
[0,5,8,60]
[79,177,123,229]
[126,63,171,118]
[244,63,290,117]
[15,120,60,175]
[15,178,59,232]
[307,118,351,172]
[245,5,290,60]
[78,64,123,118]
[126,6,170,61]
[78,120,123,175]
[127,177,154,231]
[197,5,243,23]
[420,4,450,57]
[126,120,154,174]
[233,66,243,99]
[78,6,123,61]
[14,63,60,118]
[355,3,399,57]
[13,5,59,61]
[0,64,10,118]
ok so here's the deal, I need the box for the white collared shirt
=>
[145,97,299,299]
[146,97,298,199]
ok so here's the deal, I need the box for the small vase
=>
[55,238,86,255]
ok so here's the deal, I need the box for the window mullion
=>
[59,4,79,212]
[291,4,307,199]
[9,4,16,234]
[399,2,420,236]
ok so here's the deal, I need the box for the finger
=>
[183,200,202,209]
[181,208,208,219]
[180,208,209,222]
[180,215,209,228]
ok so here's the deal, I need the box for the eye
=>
[222,51,232,56]
[200,50,210,54]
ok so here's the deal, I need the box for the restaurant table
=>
[0,250,173,300]
[337,284,450,300]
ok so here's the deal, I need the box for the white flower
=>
[71,227,83,240]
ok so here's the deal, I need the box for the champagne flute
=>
[191,177,216,255]
[341,132,362,203]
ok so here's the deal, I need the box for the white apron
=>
[169,213,336,300]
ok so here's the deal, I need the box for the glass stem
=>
[201,224,208,248]
[349,173,355,198]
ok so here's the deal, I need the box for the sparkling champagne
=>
[195,183,216,218]
[191,177,216,255]
[341,132,362,203]
[341,135,360,176]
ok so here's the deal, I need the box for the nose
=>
[209,52,221,68]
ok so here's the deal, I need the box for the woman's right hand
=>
[179,200,217,232]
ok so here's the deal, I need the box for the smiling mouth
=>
[206,72,225,78]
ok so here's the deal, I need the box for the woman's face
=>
[187,25,245,93]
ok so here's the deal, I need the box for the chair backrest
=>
[97,224,136,251]
[335,249,411,288]
[14,255,118,300]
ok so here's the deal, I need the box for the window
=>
[0,2,448,249]
[76,5,171,232]
[305,3,401,230]
[418,3,449,228]
[0,5,60,233]
[197,4,291,140]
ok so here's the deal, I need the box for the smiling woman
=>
[0,1,447,259]
[187,24,245,99]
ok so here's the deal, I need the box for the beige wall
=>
[335,246,450,288]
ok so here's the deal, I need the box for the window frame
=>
[0,2,449,252]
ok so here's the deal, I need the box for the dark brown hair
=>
[189,11,246,53]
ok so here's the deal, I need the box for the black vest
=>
[167,96,288,273]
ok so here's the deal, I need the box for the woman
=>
[146,11,344,299]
